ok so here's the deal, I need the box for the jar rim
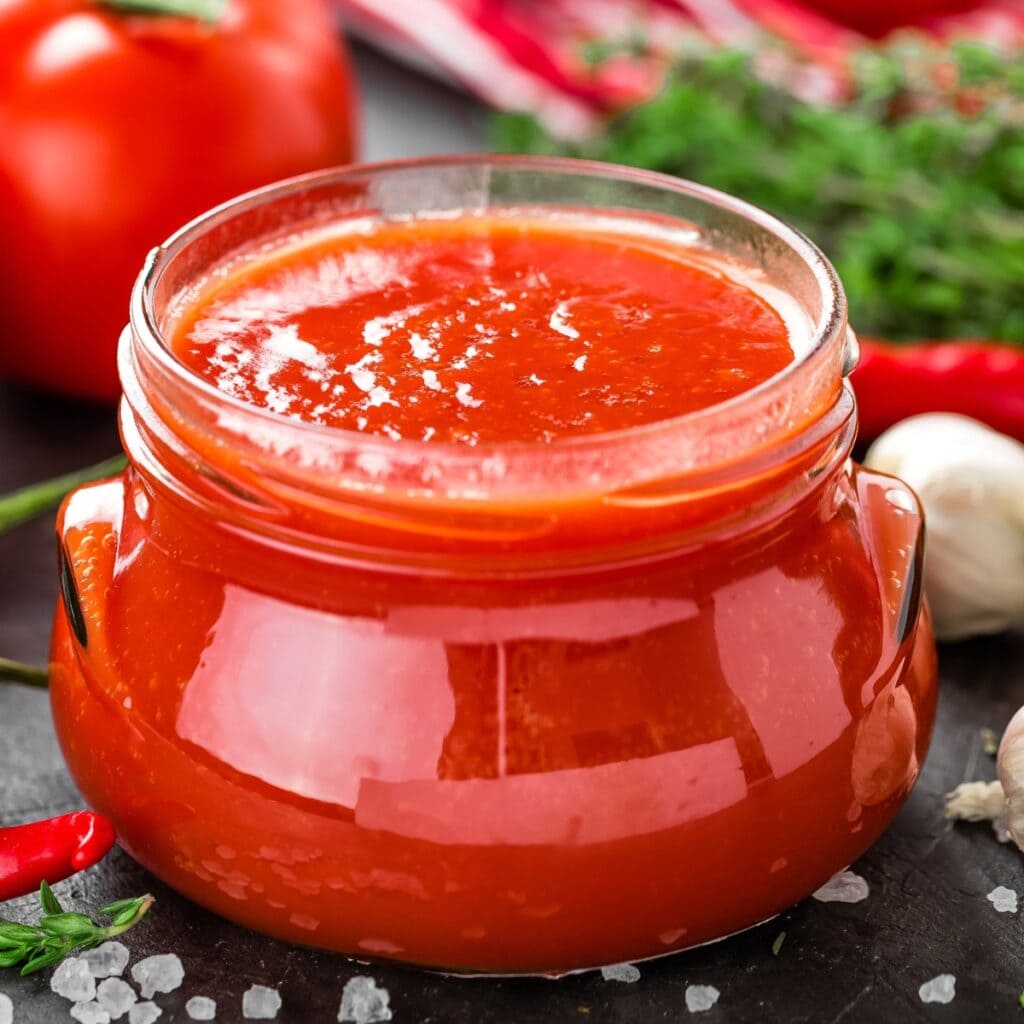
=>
[126,154,852,505]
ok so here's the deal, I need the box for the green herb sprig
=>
[0,453,126,689]
[101,0,226,21]
[0,454,126,536]
[494,40,1024,343]
[0,882,153,975]
[0,658,47,688]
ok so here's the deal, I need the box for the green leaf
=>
[20,946,68,976]
[39,882,64,917]
[0,924,42,944]
[105,896,154,935]
[38,914,95,941]
[112,907,143,928]
[99,898,141,916]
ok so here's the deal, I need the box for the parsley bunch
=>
[494,40,1024,342]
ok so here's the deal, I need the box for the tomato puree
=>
[170,216,794,444]
[50,188,937,975]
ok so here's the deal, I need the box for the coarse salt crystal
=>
[0,994,13,1024]
[987,885,1018,913]
[338,976,392,1023]
[600,963,640,983]
[71,1001,111,1024]
[131,955,184,999]
[685,985,720,1013]
[96,978,137,1020]
[186,996,217,1020]
[71,999,111,1024]
[243,985,282,1020]
[52,958,98,1003]
[919,974,956,1004]
[812,870,869,904]
[128,1002,162,1024]
[83,942,131,979]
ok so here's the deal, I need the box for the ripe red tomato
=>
[0,0,358,400]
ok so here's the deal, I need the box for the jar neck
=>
[119,156,856,575]
[119,320,856,574]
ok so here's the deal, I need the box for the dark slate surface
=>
[2,45,1024,1024]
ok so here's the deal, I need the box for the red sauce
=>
[170,217,793,444]
[50,206,937,975]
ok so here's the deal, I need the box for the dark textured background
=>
[2,46,1023,1024]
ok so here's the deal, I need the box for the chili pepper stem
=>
[0,658,47,689]
[0,454,126,536]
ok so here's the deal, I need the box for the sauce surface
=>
[170,216,793,445]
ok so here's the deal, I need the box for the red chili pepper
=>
[853,338,1024,445]
[0,812,116,902]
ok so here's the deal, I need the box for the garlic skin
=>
[865,413,1024,640]
[945,779,1005,823]
[998,705,1024,851]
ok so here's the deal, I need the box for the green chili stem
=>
[99,0,226,21]
[0,658,48,689]
[0,455,126,536]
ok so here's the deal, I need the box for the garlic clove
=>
[865,414,1024,640]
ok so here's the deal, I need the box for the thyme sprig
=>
[0,658,47,689]
[0,454,126,536]
[101,0,226,21]
[0,454,127,689]
[0,883,153,975]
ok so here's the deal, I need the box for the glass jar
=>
[49,156,937,976]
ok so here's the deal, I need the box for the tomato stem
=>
[0,658,48,688]
[99,0,227,21]
[0,454,126,537]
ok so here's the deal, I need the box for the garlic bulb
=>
[946,706,1024,852]
[998,706,1024,850]
[865,413,1024,640]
